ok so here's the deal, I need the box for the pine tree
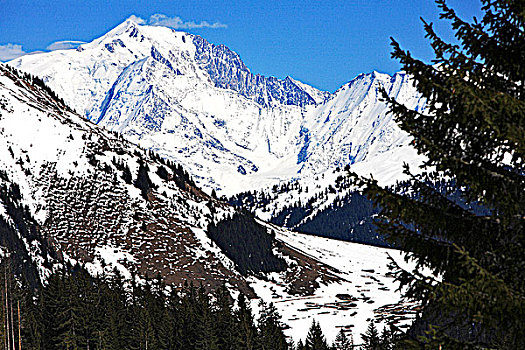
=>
[353,0,525,348]
[158,292,177,350]
[101,269,132,350]
[295,339,307,350]
[54,268,84,350]
[234,293,257,350]
[256,301,289,350]
[194,285,218,350]
[0,260,316,350]
[332,328,353,350]
[178,281,199,350]
[133,278,162,350]
[304,320,329,350]
[214,284,238,350]
[134,159,154,199]
[23,290,44,350]
[361,322,380,350]
[121,163,132,184]
[41,270,64,349]
[0,260,31,350]
[75,268,100,350]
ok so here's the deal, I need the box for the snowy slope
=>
[9,17,426,196]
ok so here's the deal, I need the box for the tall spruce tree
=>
[256,301,289,350]
[332,328,353,350]
[104,269,133,350]
[134,159,154,200]
[353,0,525,348]
[361,322,380,350]
[194,285,218,350]
[179,282,199,350]
[295,339,307,350]
[234,293,257,350]
[304,320,329,350]
[214,284,237,350]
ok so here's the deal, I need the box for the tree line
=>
[0,258,400,350]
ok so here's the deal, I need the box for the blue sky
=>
[0,0,482,92]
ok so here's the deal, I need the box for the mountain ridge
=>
[9,18,426,197]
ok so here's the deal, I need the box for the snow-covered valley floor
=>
[250,225,418,344]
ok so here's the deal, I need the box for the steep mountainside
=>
[0,64,418,340]
[9,17,426,196]
[0,64,240,291]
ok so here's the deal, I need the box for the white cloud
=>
[130,14,227,29]
[0,44,27,61]
[127,15,146,25]
[0,40,86,62]
[46,40,86,51]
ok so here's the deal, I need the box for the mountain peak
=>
[99,16,143,42]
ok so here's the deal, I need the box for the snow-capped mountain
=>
[9,17,426,196]
[0,64,418,341]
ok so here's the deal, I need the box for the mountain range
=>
[0,63,418,341]
[9,17,426,196]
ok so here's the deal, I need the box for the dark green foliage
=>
[332,329,353,350]
[271,204,310,228]
[2,65,72,112]
[293,192,385,247]
[194,285,218,350]
[206,211,286,275]
[214,285,237,350]
[361,322,380,350]
[165,160,197,191]
[134,159,156,199]
[141,156,197,191]
[0,173,55,289]
[112,157,133,184]
[256,301,290,350]
[379,325,398,350]
[111,148,198,195]
[0,261,298,350]
[0,260,28,350]
[229,177,387,247]
[235,293,257,350]
[354,0,525,348]
[156,165,169,181]
[295,339,307,350]
[304,320,329,350]
[359,321,400,350]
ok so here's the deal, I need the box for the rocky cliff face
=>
[193,35,324,107]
